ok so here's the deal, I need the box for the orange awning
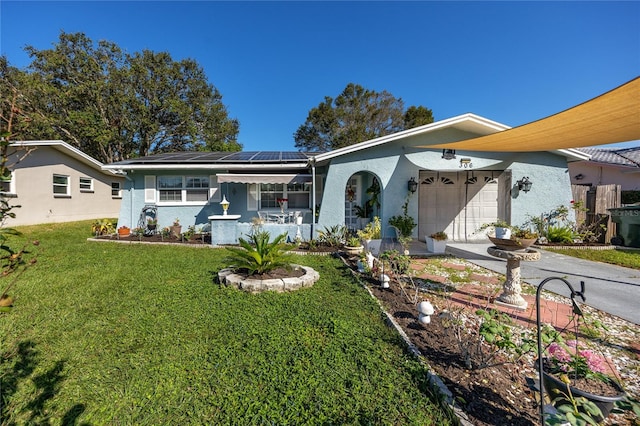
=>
[424,77,640,152]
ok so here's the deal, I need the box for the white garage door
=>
[418,170,509,241]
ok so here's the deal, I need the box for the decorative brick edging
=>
[218,265,319,292]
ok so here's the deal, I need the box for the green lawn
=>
[543,247,640,269]
[1,221,453,425]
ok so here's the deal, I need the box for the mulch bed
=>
[344,254,638,426]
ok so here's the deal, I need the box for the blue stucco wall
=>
[117,171,314,240]
[315,128,574,237]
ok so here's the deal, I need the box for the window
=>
[53,174,70,196]
[0,171,14,195]
[158,176,183,202]
[79,177,94,192]
[155,175,212,204]
[111,182,122,198]
[251,183,310,210]
[185,176,209,202]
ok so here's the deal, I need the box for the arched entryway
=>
[345,172,381,232]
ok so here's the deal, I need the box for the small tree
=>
[0,85,39,311]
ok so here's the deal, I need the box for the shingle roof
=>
[577,146,640,167]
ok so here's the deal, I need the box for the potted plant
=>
[353,204,371,229]
[357,216,382,255]
[488,226,538,251]
[542,341,626,423]
[343,236,364,255]
[147,218,158,231]
[117,225,130,238]
[170,218,182,238]
[477,220,512,239]
[426,231,447,254]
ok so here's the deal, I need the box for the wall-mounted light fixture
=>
[407,177,418,193]
[442,149,456,160]
[574,173,584,181]
[516,177,533,193]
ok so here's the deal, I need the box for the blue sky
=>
[1,1,639,151]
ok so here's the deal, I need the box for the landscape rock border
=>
[218,264,319,292]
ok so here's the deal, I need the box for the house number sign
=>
[459,158,473,168]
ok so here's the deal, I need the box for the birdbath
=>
[487,246,541,310]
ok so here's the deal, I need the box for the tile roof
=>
[577,146,640,167]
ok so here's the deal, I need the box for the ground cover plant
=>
[0,221,453,425]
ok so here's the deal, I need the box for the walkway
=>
[407,240,640,326]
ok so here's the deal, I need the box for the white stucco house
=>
[103,113,588,243]
[2,140,125,226]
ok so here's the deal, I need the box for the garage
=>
[418,170,511,241]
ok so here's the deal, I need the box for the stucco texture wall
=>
[5,146,124,226]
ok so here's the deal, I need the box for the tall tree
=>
[403,105,434,129]
[294,83,433,152]
[12,31,240,163]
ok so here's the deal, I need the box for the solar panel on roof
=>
[107,150,313,166]
[253,152,280,161]
[223,152,257,161]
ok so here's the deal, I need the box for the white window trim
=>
[247,183,311,211]
[0,171,16,196]
[152,175,216,206]
[111,181,122,199]
[80,176,94,192]
[53,174,70,197]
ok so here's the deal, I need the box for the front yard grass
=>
[1,221,453,425]
[544,247,640,269]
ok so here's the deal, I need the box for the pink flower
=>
[548,343,571,363]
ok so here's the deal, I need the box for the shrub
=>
[317,224,347,247]
[547,225,575,243]
[388,198,417,238]
[224,231,292,275]
[357,216,381,240]
[91,218,115,235]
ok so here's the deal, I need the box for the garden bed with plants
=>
[345,254,640,426]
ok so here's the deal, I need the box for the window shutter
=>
[247,183,258,211]
[144,175,156,203]
[208,175,221,202]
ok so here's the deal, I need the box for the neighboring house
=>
[2,140,125,226]
[104,113,588,242]
[569,146,640,191]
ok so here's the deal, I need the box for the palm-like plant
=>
[224,231,292,275]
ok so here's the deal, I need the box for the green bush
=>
[225,230,292,275]
[547,225,575,243]
[388,198,416,238]
[317,224,347,247]
[622,190,640,205]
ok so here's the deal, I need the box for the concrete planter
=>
[426,237,447,254]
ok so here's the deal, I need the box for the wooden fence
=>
[571,184,621,243]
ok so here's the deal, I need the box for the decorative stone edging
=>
[217,264,319,292]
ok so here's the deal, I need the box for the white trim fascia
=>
[102,163,310,171]
[554,149,592,162]
[312,113,510,163]
[11,140,120,176]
